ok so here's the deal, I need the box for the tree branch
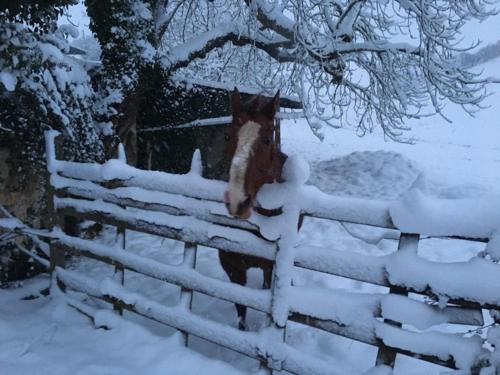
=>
[151,0,495,141]
[333,0,365,37]
[245,0,296,42]
[162,23,295,73]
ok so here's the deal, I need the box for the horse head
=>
[223,88,283,219]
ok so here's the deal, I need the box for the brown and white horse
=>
[220,88,287,330]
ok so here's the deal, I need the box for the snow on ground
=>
[2,54,500,375]
[0,275,244,375]
[283,54,500,198]
[308,151,421,200]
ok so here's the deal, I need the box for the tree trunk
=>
[104,93,141,166]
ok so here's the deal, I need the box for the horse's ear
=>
[263,90,280,118]
[231,87,241,115]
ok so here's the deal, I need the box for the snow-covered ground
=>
[2,49,500,375]
[0,275,245,375]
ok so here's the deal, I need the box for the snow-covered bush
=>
[0,21,103,166]
[0,2,104,283]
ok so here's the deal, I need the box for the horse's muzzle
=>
[224,191,253,219]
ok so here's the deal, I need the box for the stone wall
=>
[0,146,45,226]
[0,145,47,284]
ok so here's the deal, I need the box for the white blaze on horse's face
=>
[225,120,261,219]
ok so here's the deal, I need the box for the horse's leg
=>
[262,260,274,289]
[218,250,248,330]
[235,301,248,330]
[231,268,248,330]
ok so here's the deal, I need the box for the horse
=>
[220,88,287,330]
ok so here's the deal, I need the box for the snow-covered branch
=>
[169,0,495,140]
[162,22,295,72]
[245,0,296,41]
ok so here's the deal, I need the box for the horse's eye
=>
[224,133,230,141]
[263,137,271,146]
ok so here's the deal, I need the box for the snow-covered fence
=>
[37,131,500,374]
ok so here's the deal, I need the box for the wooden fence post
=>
[45,132,66,291]
[269,273,287,375]
[113,226,126,314]
[180,242,197,346]
[275,104,281,152]
[376,232,420,368]
[265,208,299,373]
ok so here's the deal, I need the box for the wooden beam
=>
[56,203,276,261]
[54,241,271,314]
[289,313,458,370]
[54,181,262,235]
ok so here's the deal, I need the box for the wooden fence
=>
[26,131,500,374]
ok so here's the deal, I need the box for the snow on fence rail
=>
[16,130,499,374]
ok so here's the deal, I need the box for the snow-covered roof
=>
[176,77,302,109]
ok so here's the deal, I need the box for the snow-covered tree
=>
[85,0,498,144]
[0,1,103,164]
[85,0,162,164]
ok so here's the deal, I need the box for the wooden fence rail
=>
[34,131,499,374]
